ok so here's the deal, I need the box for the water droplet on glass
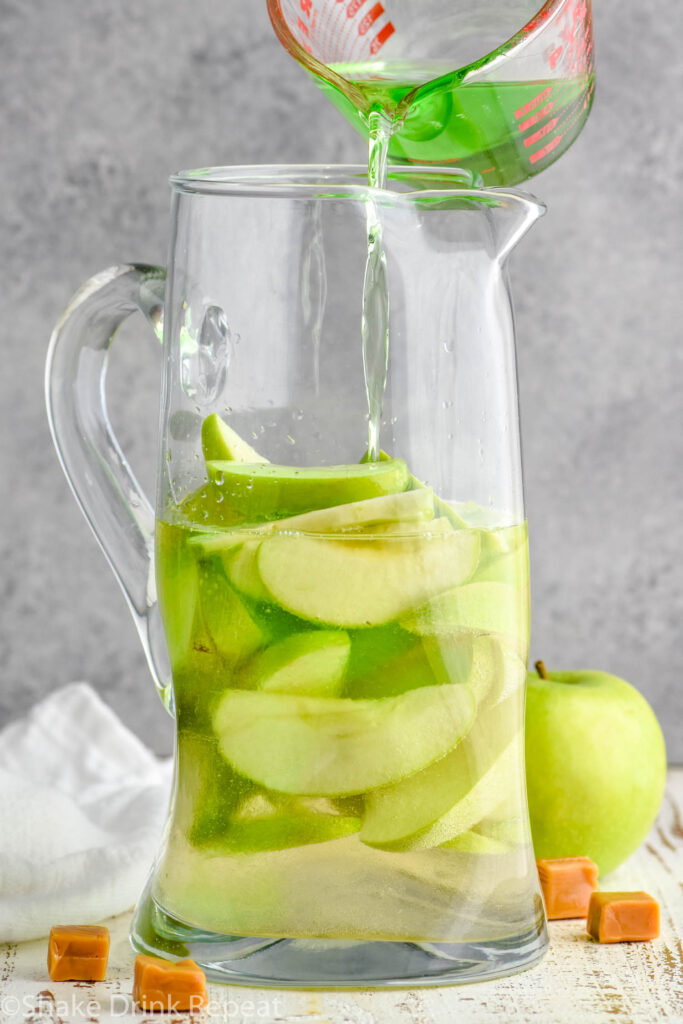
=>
[442,400,453,410]
[293,409,304,421]
[443,339,455,354]
[214,471,225,487]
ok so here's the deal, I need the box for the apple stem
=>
[534,660,548,680]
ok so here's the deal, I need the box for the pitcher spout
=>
[488,190,546,264]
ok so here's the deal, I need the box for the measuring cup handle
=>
[45,264,173,712]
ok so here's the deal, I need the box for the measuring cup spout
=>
[489,191,546,264]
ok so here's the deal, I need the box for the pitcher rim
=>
[169,164,544,211]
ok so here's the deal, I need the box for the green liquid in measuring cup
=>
[320,63,595,187]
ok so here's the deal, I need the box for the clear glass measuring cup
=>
[268,0,595,185]
[46,165,548,986]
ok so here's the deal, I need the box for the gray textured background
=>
[1,1,681,758]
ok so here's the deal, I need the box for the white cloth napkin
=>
[0,683,173,942]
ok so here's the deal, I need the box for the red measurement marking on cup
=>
[523,117,558,147]
[370,20,395,53]
[347,0,365,15]
[514,87,553,121]
[529,134,563,164]
[517,103,555,133]
[358,2,383,34]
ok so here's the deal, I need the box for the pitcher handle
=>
[45,264,173,712]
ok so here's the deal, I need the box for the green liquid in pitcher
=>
[320,63,594,186]
[153,423,540,942]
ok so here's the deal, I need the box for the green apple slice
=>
[176,731,253,847]
[403,580,529,655]
[450,503,521,549]
[257,529,480,628]
[423,635,527,707]
[272,487,435,533]
[213,683,476,796]
[217,793,360,852]
[360,517,453,537]
[438,830,511,854]
[474,540,529,585]
[404,734,523,850]
[421,634,498,707]
[201,413,270,464]
[219,813,361,852]
[197,561,266,663]
[156,521,219,673]
[224,540,271,602]
[240,630,351,697]
[206,459,410,523]
[345,640,439,700]
[493,644,527,705]
[177,481,244,529]
[473,803,528,848]
[360,695,519,846]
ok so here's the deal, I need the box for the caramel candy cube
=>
[133,954,208,1012]
[587,891,660,943]
[537,857,599,919]
[47,925,110,982]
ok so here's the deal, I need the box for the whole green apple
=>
[525,661,666,875]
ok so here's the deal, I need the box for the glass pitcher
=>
[46,165,548,987]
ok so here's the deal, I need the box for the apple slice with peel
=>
[188,487,440,604]
[201,413,269,464]
[344,639,439,700]
[438,830,512,854]
[473,800,528,848]
[239,630,351,697]
[197,561,266,663]
[213,683,476,796]
[223,540,271,602]
[216,793,360,853]
[450,503,522,552]
[218,813,361,852]
[359,517,453,537]
[360,694,520,846]
[421,634,498,707]
[404,733,523,850]
[403,580,529,657]
[269,487,435,534]
[257,529,480,628]
[156,522,207,670]
[206,459,410,523]
[176,732,253,847]
[474,541,529,586]
[423,635,527,708]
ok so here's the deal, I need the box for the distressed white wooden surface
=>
[1,769,681,1024]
